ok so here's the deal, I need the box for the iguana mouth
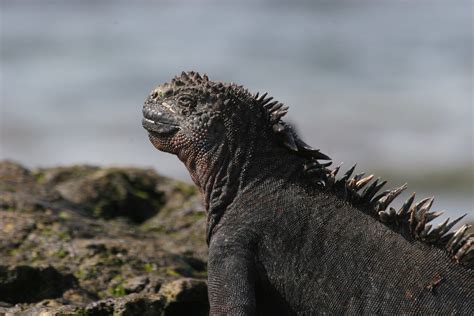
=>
[142,103,181,135]
[142,117,179,135]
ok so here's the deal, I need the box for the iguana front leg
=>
[208,238,256,315]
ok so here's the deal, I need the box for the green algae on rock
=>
[0,161,208,315]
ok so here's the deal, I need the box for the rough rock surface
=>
[0,160,208,315]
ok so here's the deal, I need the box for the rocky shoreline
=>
[0,161,209,315]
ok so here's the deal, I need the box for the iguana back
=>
[218,177,472,314]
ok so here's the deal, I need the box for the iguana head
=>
[143,71,329,154]
[143,71,240,157]
[142,71,330,187]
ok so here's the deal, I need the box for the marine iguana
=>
[142,71,473,315]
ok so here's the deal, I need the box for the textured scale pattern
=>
[317,163,473,268]
[143,71,474,315]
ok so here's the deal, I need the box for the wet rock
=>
[43,167,166,222]
[141,193,207,261]
[0,305,79,316]
[83,278,208,316]
[0,265,77,304]
[0,160,35,191]
[123,275,150,294]
[160,278,209,316]
[85,293,165,316]
[0,161,209,314]
[0,211,37,253]
[0,161,54,212]
[34,165,99,186]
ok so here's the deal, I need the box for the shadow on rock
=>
[0,265,77,304]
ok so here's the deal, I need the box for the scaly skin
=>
[142,71,473,315]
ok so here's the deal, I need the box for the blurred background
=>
[1,0,472,220]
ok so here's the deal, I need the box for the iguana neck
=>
[179,128,306,244]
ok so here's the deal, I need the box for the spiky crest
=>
[167,72,473,268]
[305,162,473,269]
[168,72,331,161]
[253,85,473,268]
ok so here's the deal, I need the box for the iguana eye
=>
[178,95,196,108]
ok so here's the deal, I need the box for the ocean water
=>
[1,1,472,220]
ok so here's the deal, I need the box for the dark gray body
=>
[142,72,474,315]
[208,175,473,315]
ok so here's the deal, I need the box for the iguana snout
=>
[142,108,180,135]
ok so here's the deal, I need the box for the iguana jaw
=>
[142,117,179,135]
[142,105,180,136]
